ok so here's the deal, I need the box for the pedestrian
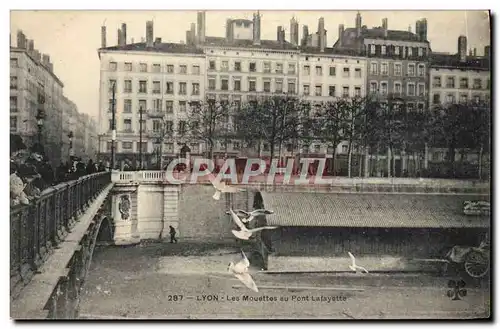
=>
[169,225,178,244]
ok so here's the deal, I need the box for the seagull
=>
[228,250,258,292]
[348,252,369,273]
[208,174,245,200]
[226,209,278,240]
[235,209,274,223]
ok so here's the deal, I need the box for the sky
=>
[10,10,490,120]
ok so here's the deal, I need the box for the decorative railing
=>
[110,170,490,193]
[10,172,112,297]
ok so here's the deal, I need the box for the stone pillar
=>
[112,188,139,245]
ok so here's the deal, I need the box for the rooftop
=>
[203,36,299,51]
[260,191,490,228]
[10,47,64,87]
[99,42,204,55]
[430,53,490,70]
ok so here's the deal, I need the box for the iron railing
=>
[10,172,111,296]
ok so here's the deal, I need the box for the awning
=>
[260,191,490,228]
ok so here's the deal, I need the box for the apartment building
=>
[10,30,65,167]
[429,36,490,108]
[61,96,78,161]
[98,22,206,168]
[334,14,430,111]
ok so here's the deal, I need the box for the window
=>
[10,96,17,112]
[167,65,174,73]
[192,83,200,95]
[288,81,296,94]
[474,95,481,103]
[179,82,187,95]
[139,63,147,72]
[249,62,256,72]
[139,80,147,93]
[473,78,482,89]
[304,65,310,75]
[408,64,415,76]
[179,101,187,112]
[315,66,322,76]
[303,85,310,96]
[165,121,174,133]
[233,142,240,150]
[231,61,240,72]
[108,99,114,112]
[108,119,113,130]
[263,81,271,92]
[381,63,388,75]
[418,83,425,97]
[408,47,413,57]
[407,102,415,112]
[460,94,468,103]
[221,78,229,91]
[153,99,162,111]
[192,65,200,75]
[395,46,400,56]
[10,116,17,131]
[370,44,376,54]
[109,61,117,71]
[122,142,133,150]
[341,145,348,153]
[314,85,321,96]
[152,64,161,73]
[166,101,174,113]
[106,141,112,152]
[418,47,423,57]
[394,82,402,95]
[433,93,441,104]
[407,83,416,96]
[354,68,362,78]
[342,67,350,78]
[178,121,187,135]
[124,62,132,71]
[433,76,441,88]
[153,81,161,94]
[446,77,455,88]
[288,64,296,74]
[275,80,283,93]
[139,142,148,153]
[10,76,17,89]
[276,63,283,74]
[446,94,455,103]
[179,65,187,74]
[329,86,335,97]
[208,78,216,90]
[264,62,271,73]
[166,82,174,94]
[302,145,309,153]
[10,58,18,68]
[233,79,241,91]
[418,64,425,77]
[314,144,321,153]
[380,83,387,95]
[123,119,132,131]
[370,62,378,75]
[381,45,386,55]
[394,63,402,76]
[107,79,116,92]
[138,99,147,112]
[354,87,361,97]
[249,80,256,92]
[329,66,336,76]
[417,103,425,112]
[165,143,174,152]
[123,99,132,113]
[342,86,349,98]
[370,82,378,93]
[124,80,132,93]
[221,61,229,72]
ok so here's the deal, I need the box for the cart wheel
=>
[464,250,489,278]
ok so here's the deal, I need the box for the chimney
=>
[382,18,388,38]
[28,39,34,52]
[117,28,122,46]
[155,37,162,44]
[356,12,362,37]
[458,35,467,62]
[252,11,261,45]
[420,18,428,41]
[121,23,127,44]
[473,48,477,57]
[484,45,490,57]
[16,30,26,49]
[277,26,283,42]
[146,21,154,47]
[197,11,206,43]
[34,50,41,62]
[131,37,135,43]
[42,54,50,66]
[290,16,299,46]
[408,25,412,33]
[48,63,53,72]
[101,25,106,48]
[301,25,309,47]
[190,22,196,43]
[226,19,233,42]
[337,24,345,47]
[318,17,326,52]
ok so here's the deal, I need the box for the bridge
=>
[10,171,490,319]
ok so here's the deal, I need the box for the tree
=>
[180,99,232,159]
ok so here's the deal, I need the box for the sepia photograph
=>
[8,8,491,320]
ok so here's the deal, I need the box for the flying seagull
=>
[226,209,278,240]
[228,250,258,292]
[348,252,369,273]
[235,209,274,223]
[208,174,245,200]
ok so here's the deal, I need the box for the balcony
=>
[148,110,165,118]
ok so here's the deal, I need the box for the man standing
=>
[169,225,178,244]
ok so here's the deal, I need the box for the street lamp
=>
[35,108,45,144]
[68,131,74,160]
